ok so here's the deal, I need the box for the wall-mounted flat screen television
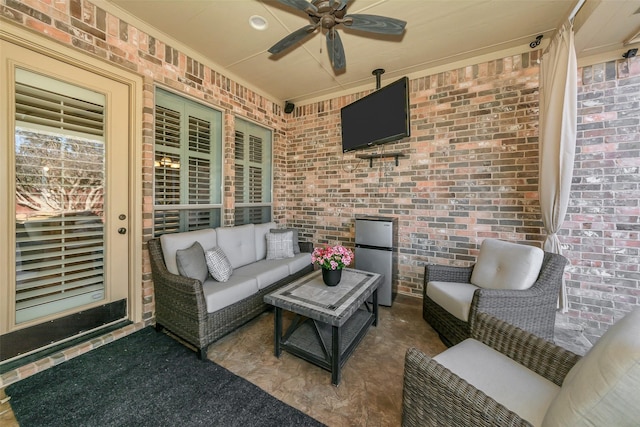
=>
[340,76,410,153]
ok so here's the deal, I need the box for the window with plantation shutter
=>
[13,68,107,324]
[154,89,222,236]
[234,119,272,225]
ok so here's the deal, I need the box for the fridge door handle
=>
[355,244,393,251]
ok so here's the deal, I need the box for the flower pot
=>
[322,268,342,287]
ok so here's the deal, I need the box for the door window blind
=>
[14,69,106,324]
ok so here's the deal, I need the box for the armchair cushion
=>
[426,281,478,322]
[542,308,640,426]
[434,338,560,427]
[470,239,544,290]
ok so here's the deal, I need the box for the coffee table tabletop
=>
[264,268,382,385]
[264,268,381,326]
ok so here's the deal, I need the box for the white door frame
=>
[0,23,143,337]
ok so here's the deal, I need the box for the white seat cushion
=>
[234,260,290,290]
[201,276,258,313]
[216,224,257,269]
[542,307,640,427]
[435,339,560,427]
[426,281,478,322]
[160,229,217,275]
[470,239,544,290]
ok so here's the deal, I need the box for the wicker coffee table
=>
[264,268,382,385]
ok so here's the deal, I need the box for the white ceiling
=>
[99,0,640,104]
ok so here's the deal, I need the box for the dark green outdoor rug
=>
[6,327,325,427]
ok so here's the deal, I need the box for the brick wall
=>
[559,58,640,342]
[286,53,544,296]
[3,0,639,342]
[286,53,640,340]
[2,0,289,327]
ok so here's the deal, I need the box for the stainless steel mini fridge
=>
[354,216,398,306]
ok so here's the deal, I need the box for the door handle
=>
[118,227,127,235]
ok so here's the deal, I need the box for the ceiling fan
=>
[268,0,407,72]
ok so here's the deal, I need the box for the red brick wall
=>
[560,57,640,342]
[2,0,289,325]
[286,53,640,340]
[286,53,544,296]
[3,0,639,340]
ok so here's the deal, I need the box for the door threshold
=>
[0,320,131,375]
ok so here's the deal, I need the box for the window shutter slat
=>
[15,82,104,139]
[15,215,105,322]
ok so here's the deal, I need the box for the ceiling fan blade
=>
[268,25,317,54]
[343,14,406,35]
[275,0,318,14]
[326,29,346,71]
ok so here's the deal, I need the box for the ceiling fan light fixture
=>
[249,15,268,31]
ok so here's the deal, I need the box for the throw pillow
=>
[204,247,233,282]
[175,241,209,284]
[266,231,295,260]
[269,228,301,254]
[542,307,640,426]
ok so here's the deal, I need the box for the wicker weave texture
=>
[423,251,568,346]
[401,313,581,427]
[148,238,313,357]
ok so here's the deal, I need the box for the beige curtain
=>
[539,22,577,313]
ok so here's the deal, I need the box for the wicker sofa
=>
[423,239,568,346]
[147,222,313,359]
[403,309,640,426]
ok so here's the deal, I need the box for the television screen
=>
[340,76,410,152]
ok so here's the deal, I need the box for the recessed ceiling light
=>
[249,15,268,31]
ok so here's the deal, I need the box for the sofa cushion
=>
[254,222,277,261]
[266,231,295,260]
[175,241,209,284]
[235,260,290,290]
[285,252,312,275]
[216,224,256,269]
[426,281,478,322]
[434,338,560,427]
[160,229,217,275]
[470,239,544,290]
[201,276,258,313]
[542,308,640,427]
[270,227,301,254]
[205,247,233,282]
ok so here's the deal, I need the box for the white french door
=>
[0,41,131,361]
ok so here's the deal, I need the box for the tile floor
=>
[0,295,592,426]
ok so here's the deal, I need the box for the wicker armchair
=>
[403,312,581,427]
[403,309,640,427]
[147,238,313,359]
[423,243,568,346]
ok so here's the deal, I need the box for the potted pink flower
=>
[311,245,354,286]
